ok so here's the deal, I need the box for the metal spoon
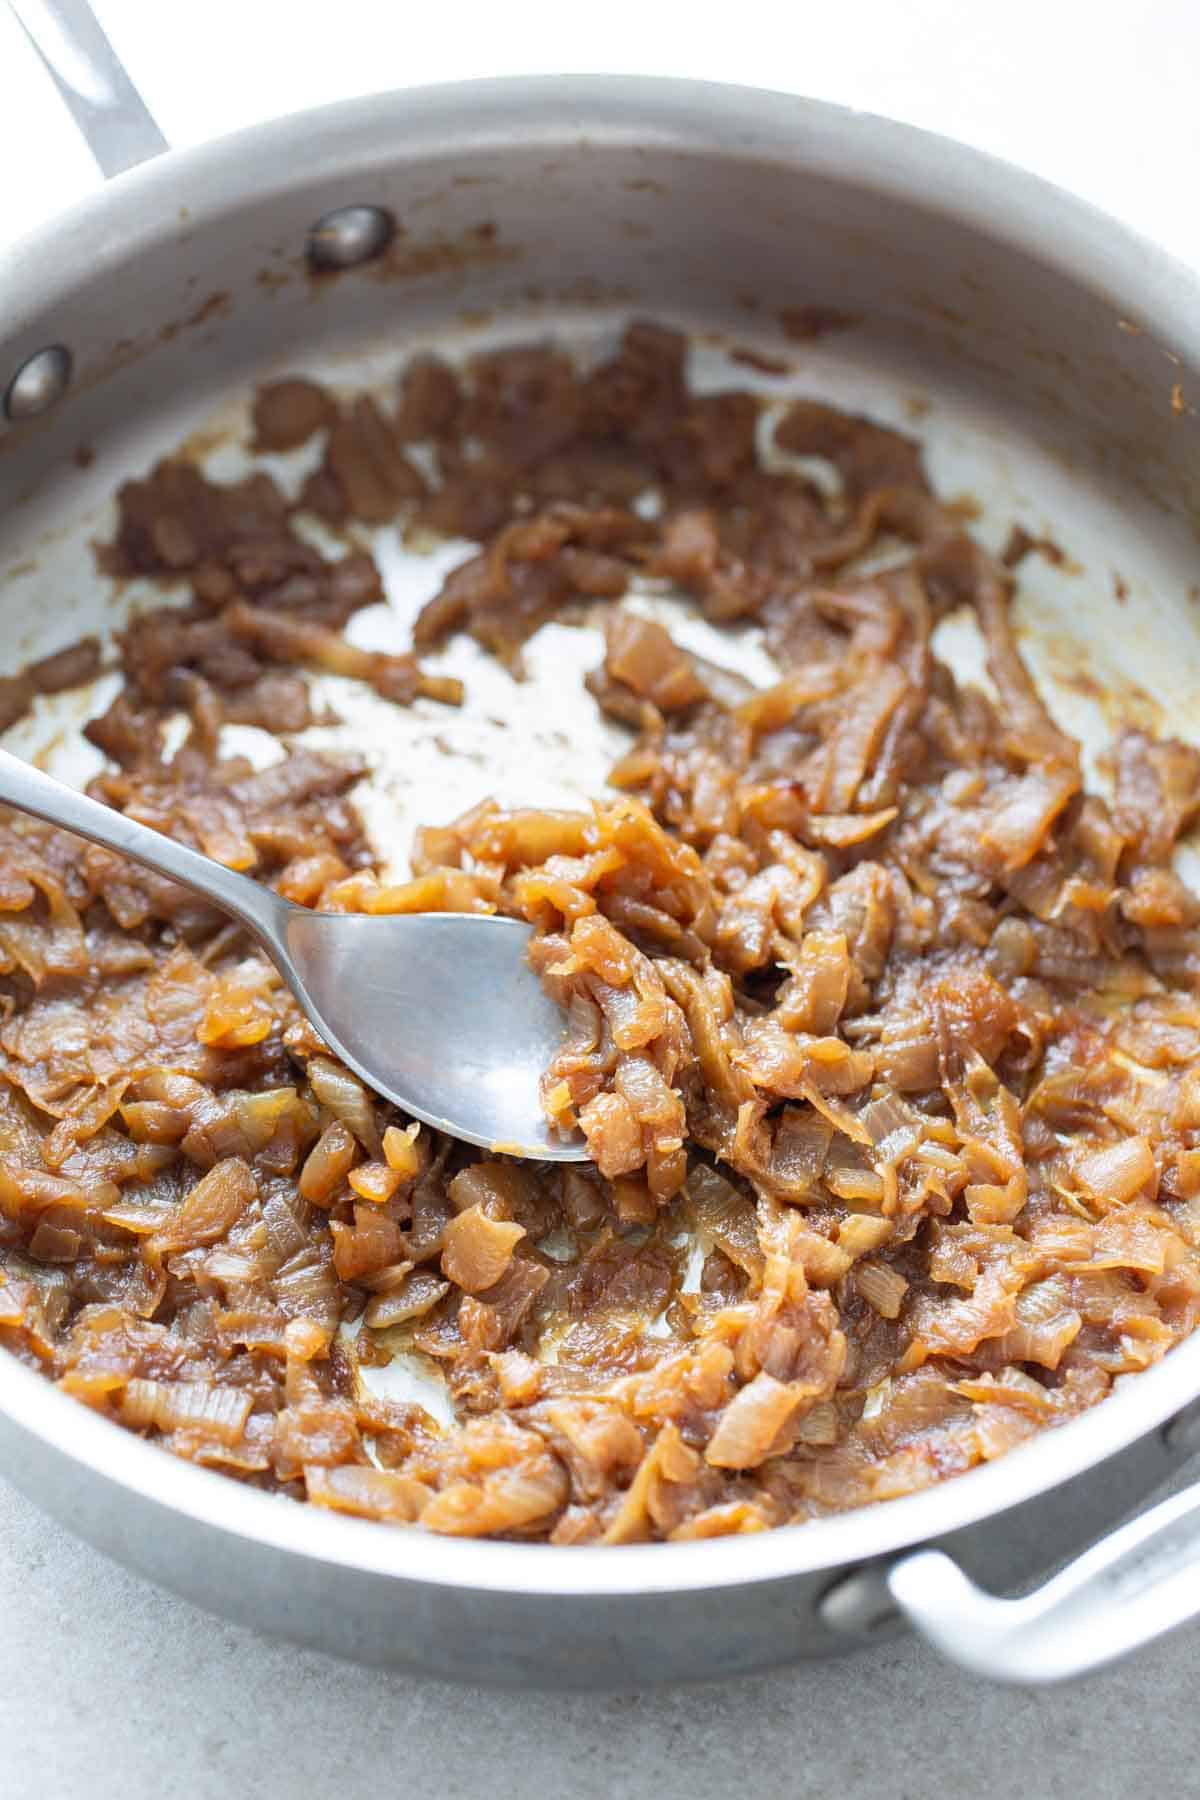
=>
[0,748,588,1161]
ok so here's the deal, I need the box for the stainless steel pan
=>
[4,5,1200,1689]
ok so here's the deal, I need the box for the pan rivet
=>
[306,205,395,271]
[4,344,72,421]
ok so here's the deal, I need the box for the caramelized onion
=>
[4,319,1200,1545]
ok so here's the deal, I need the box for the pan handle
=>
[10,0,168,178]
[823,1474,1200,1683]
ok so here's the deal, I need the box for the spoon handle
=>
[0,746,290,946]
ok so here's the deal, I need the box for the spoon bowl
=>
[277,906,587,1157]
[0,747,588,1160]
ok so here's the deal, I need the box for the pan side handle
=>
[9,0,168,178]
[823,1475,1200,1683]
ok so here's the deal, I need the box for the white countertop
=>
[3,4,1200,1793]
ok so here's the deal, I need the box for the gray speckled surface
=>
[3,1472,1198,1800]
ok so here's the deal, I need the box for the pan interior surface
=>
[0,81,1199,1664]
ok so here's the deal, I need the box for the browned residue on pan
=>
[729,346,793,376]
[159,291,232,343]
[347,221,521,286]
[255,267,291,295]
[177,419,240,463]
[518,277,635,310]
[1001,524,1078,573]
[1031,629,1166,736]
[1116,315,1191,423]
[778,305,860,342]
[911,294,970,330]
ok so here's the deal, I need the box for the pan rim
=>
[4,1328,1200,1595]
